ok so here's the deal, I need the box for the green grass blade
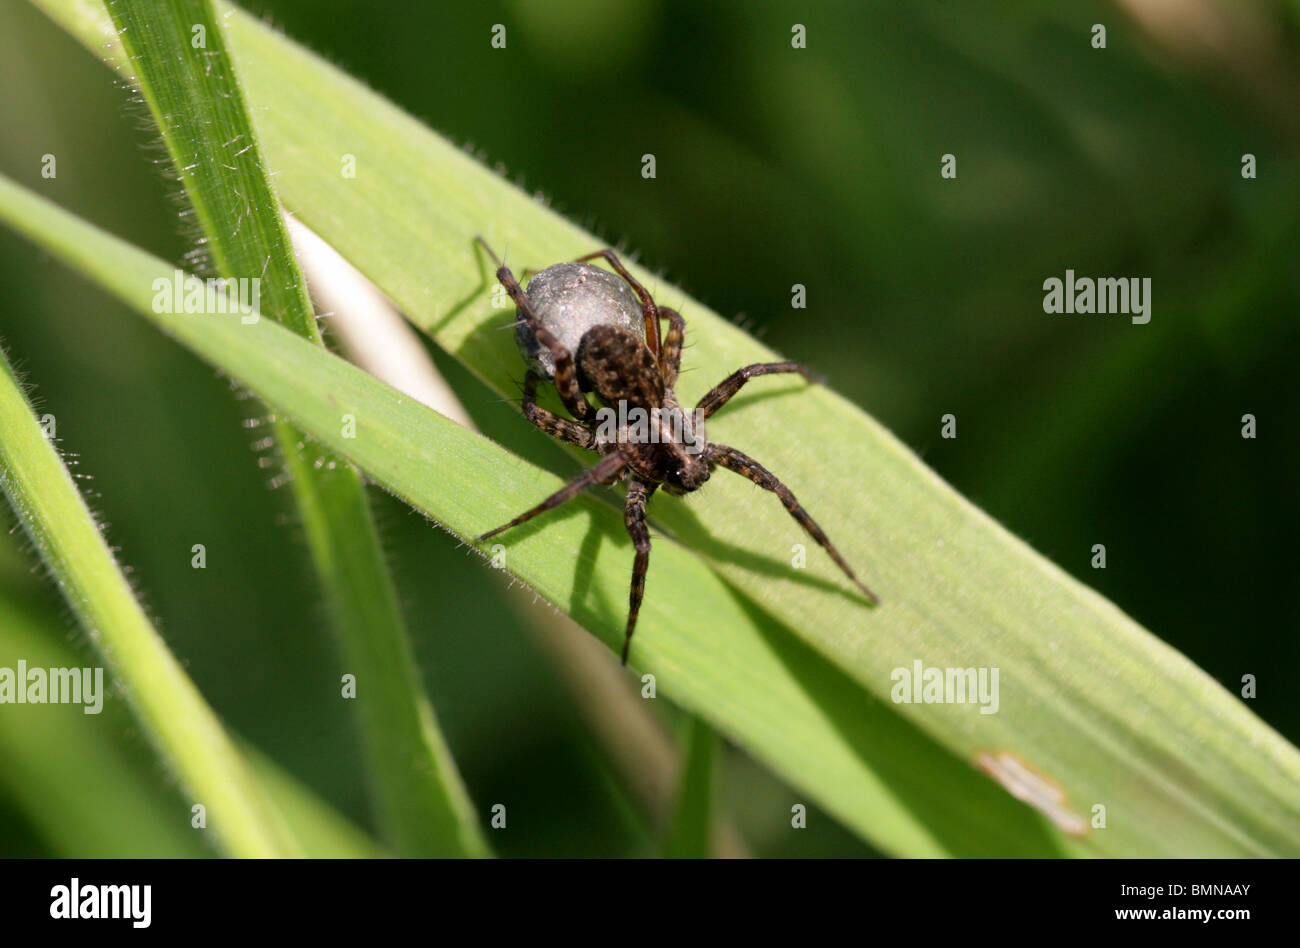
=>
[663,717,717,859]
[0,590,383,857]
[238,742,388,859]
[103,0,486,858]
[0,593,207,857]
[15,0,1300,857]
[105,0,317,340]
[0,339,298,858]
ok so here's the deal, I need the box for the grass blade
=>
[103,0,486,858]
[0,339,298,857]
[0,590,383,857]
[0,593,207,857]
[663,717,717,859]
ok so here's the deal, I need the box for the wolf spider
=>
[475,238,877,665]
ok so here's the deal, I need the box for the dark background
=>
[0,0,1296,856]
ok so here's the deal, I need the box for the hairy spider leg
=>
[520,371,596,449]
[571,249,662,361]
[706,443,878,604]
[658,308,686,388]
[621,479,658,665]
[477,451,626,542]
[475,236,594,422]
[695,362,814,420]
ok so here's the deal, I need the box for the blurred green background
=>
[0,0,1296,857]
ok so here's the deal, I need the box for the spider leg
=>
[572,248,662,359]
[658,307,686,388]
[477,452,625,542]
[521,371,596,449]
[621,478,657,665]
[706,443,878,604]
[695,362,814,420]
[475,236,595,422]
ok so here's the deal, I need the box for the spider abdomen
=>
[515,262,644,385]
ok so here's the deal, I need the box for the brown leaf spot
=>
[976,750,1089,837]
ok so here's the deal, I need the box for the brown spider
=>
[474,238,877,665]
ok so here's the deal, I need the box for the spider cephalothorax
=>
[475,238,877,664]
